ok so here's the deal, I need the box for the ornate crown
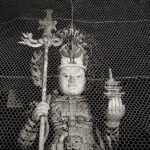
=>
[58,25,89,70]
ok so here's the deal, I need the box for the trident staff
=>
[19,9,62,150]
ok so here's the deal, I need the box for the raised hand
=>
[107,97,125,127]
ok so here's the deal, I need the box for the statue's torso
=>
[50,95,96,150]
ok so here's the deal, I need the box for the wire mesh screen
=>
[0,0,149,150]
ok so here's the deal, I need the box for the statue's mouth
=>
[68,84,76,88]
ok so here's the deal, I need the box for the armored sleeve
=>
[96,121,120,150]
[18,101,39,147]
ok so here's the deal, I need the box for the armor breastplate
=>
[50,95,96,150]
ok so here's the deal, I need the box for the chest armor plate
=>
[51,96,92,126]
[50,96,95,149]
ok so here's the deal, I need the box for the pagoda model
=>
[104,69,124,99]
[18,9,125,150]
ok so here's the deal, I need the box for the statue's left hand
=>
[107,97,125,126]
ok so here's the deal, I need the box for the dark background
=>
[0,0,150,150]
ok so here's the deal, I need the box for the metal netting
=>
[0,0,149,150]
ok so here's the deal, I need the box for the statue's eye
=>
[60,73,69,78]
[63,74,69,78]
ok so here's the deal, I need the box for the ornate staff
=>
[19,9,62,150]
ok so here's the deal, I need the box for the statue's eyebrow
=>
[60,68,69,72]
[60,72,68,75]
[74,69,84,73]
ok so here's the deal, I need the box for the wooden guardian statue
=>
[18,10,125,150]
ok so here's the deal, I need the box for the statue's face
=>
[59,66,86,95]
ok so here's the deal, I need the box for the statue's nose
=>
[69,76,75,83]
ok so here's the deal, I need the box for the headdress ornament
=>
[58,24,89,70]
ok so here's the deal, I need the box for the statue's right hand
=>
[32,102,50,122]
